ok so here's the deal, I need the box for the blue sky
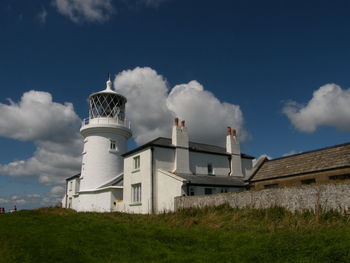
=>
[0,0,350,210]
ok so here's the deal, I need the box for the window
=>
[301,178,316,185]
[69,181,73,191]
[221,188,228,193]
[207,163,213,175]
[133,156,140,170]
[132,184,141,203]
[110,140,116,151]
[264,183,278,189]
[329,174,350,180]
[190,188,195,196]
[204,188,213,195]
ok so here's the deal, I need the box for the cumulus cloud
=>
[0,91,82,185]
[114,67,173,144]
[283,84,350,133]
[53,0,170,23]
[7,195,27,206]
[37,8,48,24]
[53,0,115,23]
[14,199,26,205]
[50,186,65,197]
[26,194,41,199]
[114,67,247,146]
[168,80,246,145]
[0,198,9,204]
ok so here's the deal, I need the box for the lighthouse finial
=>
[106,73,112,91]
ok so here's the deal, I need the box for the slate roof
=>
[250,142,350,182]
[177,174,246,187]
[123,137,254,159]
[66,173,80,181]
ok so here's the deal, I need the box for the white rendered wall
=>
[122,146,253,214]
[153,147,175,212]
[80,130,128,191]
[65,178,80,210]
[189,152,230,176]
[77,189,115,212]
[156,170,185,212]
[242,158,253,175]
[153,147,175,171]
[123,149,152,214]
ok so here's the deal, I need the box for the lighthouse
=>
[77,76,132,211]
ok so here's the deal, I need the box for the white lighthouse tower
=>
[77,77,132,212]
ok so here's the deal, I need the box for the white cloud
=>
[114,67,173,144]
[14,199,26,205]
[37,8,48,24]
[27,194,41,199]
[50,186,65,197]
[0,90,82,185]
[53,0,170,23]
[0,198,9,204]
[283,84,350,133]
[53,0,115,23]
[167,80,246,146]
[9,195,27,205]
[114,67,247,146]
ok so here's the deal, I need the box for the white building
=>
[62,79,254,213]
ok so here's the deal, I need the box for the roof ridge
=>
[189,140,225,149]
[269,141,350,162]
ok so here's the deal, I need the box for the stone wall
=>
[175,182,350,212]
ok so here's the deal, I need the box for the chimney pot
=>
[227,127,232,135]
[232,129,237,137]
[174,117,179,126]
[181,120,185,127]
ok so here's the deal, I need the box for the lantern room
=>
[88,77,127,121]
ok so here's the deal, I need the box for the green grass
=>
[1,205,350,262]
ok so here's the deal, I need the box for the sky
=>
[0,0,350,210]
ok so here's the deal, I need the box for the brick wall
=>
[175,182,350,212]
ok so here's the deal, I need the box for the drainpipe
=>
[227,155,232,176]
[65,180,68,208]
[151,147,155,214]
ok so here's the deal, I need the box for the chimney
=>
[226,127,243,177]
[174,117,179,126]
[172,117,191,174]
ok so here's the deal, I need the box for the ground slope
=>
[1,206,350,263]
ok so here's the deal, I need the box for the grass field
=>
[1,205,350,263]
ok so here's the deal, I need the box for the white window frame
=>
[131,183,142,203]
[133,156,140,170]
[110,140,116,151]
